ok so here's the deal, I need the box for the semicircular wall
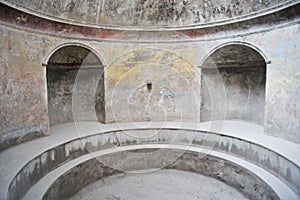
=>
[7,127,300,200]
[42,148,279,200]
[1,0,298,30]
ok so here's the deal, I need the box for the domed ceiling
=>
[1,0,296,29]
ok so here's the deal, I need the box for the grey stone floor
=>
[69,169,247,200]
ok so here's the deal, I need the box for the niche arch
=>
[45,44,105,125]
[43,43,105,65]
[199,41,270,67]
[200,43,267,125]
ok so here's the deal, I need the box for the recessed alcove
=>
[0,1,299,200]
[200,44,266,125]
[46,45,105,125]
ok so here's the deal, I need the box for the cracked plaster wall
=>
[0,28,49,150]
[201,66,266,125]
[104,48,201,123]
[0,22,299,150]
[261,26,300,142]
[3,0,291,28]
[46,46,105,126]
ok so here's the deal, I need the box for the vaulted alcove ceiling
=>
[203,44,266,68]
[1,0,297,30]
[48,46,101,66]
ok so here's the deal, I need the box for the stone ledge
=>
[0,128,49,151]
[24,145,295,200]
[1,121,299,200]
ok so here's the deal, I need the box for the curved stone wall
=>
[7,128,300,200]
[46,45,105,125]
[1,0,297,29]
[0,3,299,149]
[42,149,279,200]
[0,17,300,149]
[104,48,200,123]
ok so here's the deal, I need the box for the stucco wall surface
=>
[0,29,49,150]
[0,21,299,149]
[1,0,294,29]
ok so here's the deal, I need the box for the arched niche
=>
[200,44,266,125]
[46,45,105,125]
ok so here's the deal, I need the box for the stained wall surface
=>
[0,15,299,149]
[201,66,266,125]
[0,29,49,150]
[47,68,105,125]
[104,48,200,123]
[47,68,78,125]
[2,0,292,28]
[46,46,104,125]
[262,27,300,142]
[200,44,266,125]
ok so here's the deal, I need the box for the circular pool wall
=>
[43,148,279,200]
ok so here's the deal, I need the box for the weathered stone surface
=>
[0,27,49,150]
[101,0,286,27]
[47,68,77,125]
[2,0,293,29]
[0,2,299,42]
[0,5,299,149]
[0,2,299,200]
[201,66,266,125]
[43,159,119,200]
[260,25,300,143]
[46,45,105,125]
[8,128,300,200]
[42,149,279,200]
[104,48,200,123]
[200,45,266,125]
[69,169,248,200]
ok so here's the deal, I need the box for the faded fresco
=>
[5,0,288,27]
[0,6,299,149]
[104,48,200,123]
[102,0,283,27]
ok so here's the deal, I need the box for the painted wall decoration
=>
[104,48,200,123]
[0,9,299,148]
[3,0,289,28]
